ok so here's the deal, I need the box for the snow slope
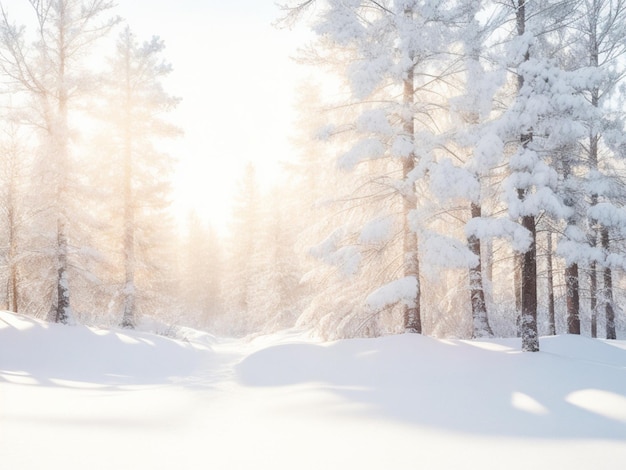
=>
[1,310,625,469]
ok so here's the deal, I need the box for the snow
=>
[365,276,418,311]
[430,158,480,203]
[2,310,626,469]
[356,109,393,136]
[309,228,362,276]
[338,138,386,170]
[358,215,394,244]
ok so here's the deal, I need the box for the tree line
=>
[0,1,307,337]
[2,1,625,351]
[276,0,626,350]
[0,0,182,328]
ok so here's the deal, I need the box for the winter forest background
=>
[1,0,626,349]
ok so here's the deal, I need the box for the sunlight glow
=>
[115,1,309,233]
[566,389,626,423]
[511,392,549,416]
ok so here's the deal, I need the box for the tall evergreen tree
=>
[575,0,626,339]
[102,26,180,328]
[0,0,119,323]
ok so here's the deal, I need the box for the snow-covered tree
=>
[0,0,118,323]
[573,0,626,339]
[0,117,31,313]
[286,0,477,336]
[428,0,512,338]
[494,0,595,350]
[99,26,179,328]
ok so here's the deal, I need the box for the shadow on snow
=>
[236,333,626,441]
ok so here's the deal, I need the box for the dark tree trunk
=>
[602,227,616,339]
[546,232,556,336]
[519,205,539,352]
[589,143,599,338]
[468,202,493,338]
[514,252,522,337]
[516,0,539,352]
[565,263,580,334]
[590,257,598,338]
[55,218,71,324]
[561,158,580,335]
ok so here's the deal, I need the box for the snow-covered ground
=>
[1,310,625,469]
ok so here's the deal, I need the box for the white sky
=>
[115,0,310,232]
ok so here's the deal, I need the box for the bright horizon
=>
[116,0,310,234]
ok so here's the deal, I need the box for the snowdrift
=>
[1,310,626,469]
[0,311,211,387]
[237,333,626,440]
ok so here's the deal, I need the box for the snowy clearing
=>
[1,310,625,469]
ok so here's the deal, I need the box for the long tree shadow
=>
[235,333,626,440]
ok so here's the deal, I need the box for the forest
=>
[1,0,625,352]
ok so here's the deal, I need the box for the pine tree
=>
[0,0,119,323]
[575,0,626,340]
[0,118,30,313]
[101,26,180,329]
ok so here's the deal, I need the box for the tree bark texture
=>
[468,203,493,338]
[601,227,616,339]
[546,232,557,336]
[516,0,539,352]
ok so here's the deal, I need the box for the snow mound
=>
[237,333,626,440]
[2,311,626,469]
[0,311,211,387]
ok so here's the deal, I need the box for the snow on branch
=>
[588,203,626,233]
[338,138,386,170]
[309,229,362,276]
[465,217,532,253]
[365,276,417,312]
[358,215,394,244]
[356,109,393,136]
[421,233,478,269]
[430,158,480,203]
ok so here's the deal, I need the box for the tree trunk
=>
[120,41,136,329]
[516,0,539,352]
[468,202,493,338]
[120,135,136,329]
[565,262,580,334]
[401,7,421,334]
[514,251,522,336]
[52,6,72,324]
[562,162,580,335]
[55,218,71,324]
[589,10,600,338]
[590,257,598,338]
[546,232,556,336]
[589,136,599,338]
[601,227,616,339]
[519,206,539,351]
